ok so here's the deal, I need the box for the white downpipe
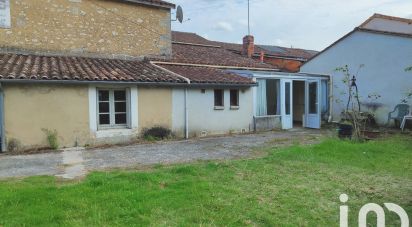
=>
[184,88,189,139]
[328,75,333,122]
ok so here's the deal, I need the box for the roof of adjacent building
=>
[171,31,318,60]
[151,32,286,86]
[0,53,186,83]
[159,64,255,85]
[165,43,277,70]
[359,13,412,34]
[303,13,412,66]
[122,0,175,9]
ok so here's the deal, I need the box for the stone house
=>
[0,0,258,151]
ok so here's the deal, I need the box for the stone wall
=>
[0,0,172,58]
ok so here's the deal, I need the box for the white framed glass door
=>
[305,79,321,129]
[281,79,293,129]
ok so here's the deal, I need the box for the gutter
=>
[150,61,280,71]
[0,79,190,86]
[150,62,191,84]
[0,79,255,88]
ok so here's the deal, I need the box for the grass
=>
[0,136,411,226]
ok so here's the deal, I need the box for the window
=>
[98,89,129,128]
[214,89,224,108]
[256,79,281,116]
[308,82,318,114]
[230,89,239,108]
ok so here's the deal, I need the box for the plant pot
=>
[338,123,353,139]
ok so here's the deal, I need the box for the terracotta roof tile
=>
[171,31,212,45]
[0,53,186,83]
[171,31,318,60]
[159,64,254,85]
[168,43,277,69]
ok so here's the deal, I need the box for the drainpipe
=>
[150,62,191,139]
[0,83,5,152]
[328,75,333,122]
[184,88,189,139]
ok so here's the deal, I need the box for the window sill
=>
[214,106,224,110]
[95,128,135,139]
[230,106,239,110]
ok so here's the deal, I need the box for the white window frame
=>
[97,88,130,130]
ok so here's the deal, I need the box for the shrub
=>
[41,128,59,150]
[7,138,22,153]
[142,126,171,140]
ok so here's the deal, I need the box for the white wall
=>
[172,87,253,137]
[301,31,412,125]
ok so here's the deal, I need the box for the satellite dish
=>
[176,5,183,23]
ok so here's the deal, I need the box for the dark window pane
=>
[99,114,110,125]
[309,82,318,114]
[114,90,126,101]
[98,90,109,101]
[285,83,291,115]
[115,113,127,124]
[98,102,109,113]
[230,89,239,106]
[214,89,224,107]
[115,102,126,113]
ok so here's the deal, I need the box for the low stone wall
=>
[254,116,281,131]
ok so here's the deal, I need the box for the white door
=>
[281,79,293,129]
[305,79,321,129]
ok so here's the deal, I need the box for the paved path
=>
[0,129,326,179]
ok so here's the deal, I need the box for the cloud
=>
[213,22,234,32]
[172,0,412,50]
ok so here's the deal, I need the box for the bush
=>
[41,128,59,150]
[7,138,22,153]
[142,126,171,140]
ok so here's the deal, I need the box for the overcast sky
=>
[170,0,412,51]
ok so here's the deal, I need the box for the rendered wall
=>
[3,83,90,149]
[172,88,254,137]
[301,31,412,125]
[138,87,173,131]
[0,0,171,58]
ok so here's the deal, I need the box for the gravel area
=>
[0,129,326,179]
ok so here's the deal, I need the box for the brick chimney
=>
[242,35,254,58]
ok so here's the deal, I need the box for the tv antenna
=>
[247,0,250,35]
[172,5,184,23]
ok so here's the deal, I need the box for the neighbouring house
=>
[0,0,182,151]
[300,14,412,126]
[164,32,329,131]
[172,31,318,72]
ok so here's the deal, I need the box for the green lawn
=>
[0,136,411,226]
